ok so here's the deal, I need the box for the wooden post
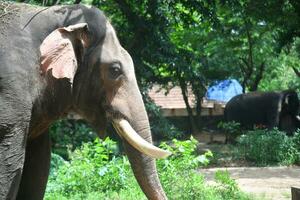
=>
[291,187,300,200]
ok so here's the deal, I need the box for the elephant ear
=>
[40,23,89,83]
[283,91,299,114]
[284,92,296,105]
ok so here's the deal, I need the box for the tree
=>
[215,1,278,92]
[16,0,300,135]
[241,0,300,92]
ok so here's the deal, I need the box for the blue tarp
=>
[205,79,243,102]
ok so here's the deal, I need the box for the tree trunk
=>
[292,66,300,77]
[191,81,206,128]
[249,62,266,91]
[178,79,198,134]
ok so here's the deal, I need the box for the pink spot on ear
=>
[40,30,78,82]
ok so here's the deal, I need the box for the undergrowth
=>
[45,137,253,200]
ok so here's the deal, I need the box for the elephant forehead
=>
[100,21,134,74]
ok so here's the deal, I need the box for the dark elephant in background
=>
[0,2,170,200]
[224,90,300,135]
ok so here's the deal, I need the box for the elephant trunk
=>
[123,119,167,200]
[109,82,168,199]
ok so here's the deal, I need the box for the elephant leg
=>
[267,109,280,129]
[0,125,27,200]
[16,131,51,200]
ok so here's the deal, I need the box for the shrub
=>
[46,137,253,200]
[158,137,213,172]
[46,138,128,197]
[292,129,300,163]
[236,128,299,165]
[214,170,243,199]
[49,153,67,178]
[218,121,242,143]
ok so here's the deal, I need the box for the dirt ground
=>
[198,166,300,200]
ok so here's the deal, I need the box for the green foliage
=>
[218,121,241,134]
[259,38,300,92]
[292,130,300,164]
[236,128,299,165]
[158,137,213,171]
[218,121,242,142]
[49,153,68,178]
[46,138,127,197]
[14,0,300,99]
[157,138,213,199]
[45,137,252,200]
[214,170,246,200]
[49,119,97,159]
[156,137,247,200]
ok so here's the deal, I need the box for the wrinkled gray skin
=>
[224,90,300,135]
[0,3,166,200]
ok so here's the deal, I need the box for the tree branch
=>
[249,61,266,91]
[244,18,254,70]
[292,66,300,77]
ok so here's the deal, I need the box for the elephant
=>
[0,2,171,200]
[224,90,300,135]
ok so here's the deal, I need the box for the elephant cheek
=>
[109,98,132,119]
[84,108,107,139]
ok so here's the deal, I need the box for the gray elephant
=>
[0,2,170,200]
[224,90,300,135]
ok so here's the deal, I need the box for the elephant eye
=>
[108,62,123,80]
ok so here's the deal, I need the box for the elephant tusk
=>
[296,115,300,121]
[112,119,171,159]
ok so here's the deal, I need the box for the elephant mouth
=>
[112,119,171,159]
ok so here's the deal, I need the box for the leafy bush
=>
[214,170,243,199]
[292,129,300,163]
[156,138,251,200]
[46,137,253,200]
[49,153,67,178]
[218,121,241,134]
[156,137,213,199]
[236,128,299,165]
[218,121,242,143]
[158,137,213,171]
[46,138,126,197]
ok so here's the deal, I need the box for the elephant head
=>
[25,4,170,200]
[281,90,300,117]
